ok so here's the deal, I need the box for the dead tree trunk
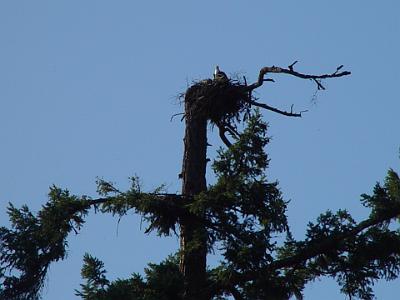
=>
[179,90,208,300]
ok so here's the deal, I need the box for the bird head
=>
[214,65,220,76]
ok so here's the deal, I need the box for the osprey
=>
[213,65,228,81]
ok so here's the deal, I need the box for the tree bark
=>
[180,94,208,300]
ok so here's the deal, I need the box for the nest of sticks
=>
[184,78,252,127]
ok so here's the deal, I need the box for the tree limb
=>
[268,206,400,271]
[246,64,351,92]
[81,193,184,210]
[217,205,400,290]
[216,122,233,147]
[246,100,305,117]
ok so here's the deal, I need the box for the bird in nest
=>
[213,65,228,81]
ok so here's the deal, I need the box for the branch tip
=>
[288,60,298,71]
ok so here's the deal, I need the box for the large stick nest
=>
[184,78,251,126]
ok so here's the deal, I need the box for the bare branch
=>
[288,60,298,71]
[313,78,325,90]
[170,112,185,122]
[263,78,275,83]
[246,64,351,92]
[217,125,233,147]
[224,123,240,139]
[246,99,304,117]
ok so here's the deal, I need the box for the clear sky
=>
[1,1,399,299]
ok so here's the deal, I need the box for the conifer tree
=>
[1,64,400,300]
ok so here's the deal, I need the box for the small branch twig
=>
[224,123,240,139]
[217,125,233,147]
[288,60,298,71]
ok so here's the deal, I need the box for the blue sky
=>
[0,1,399,299]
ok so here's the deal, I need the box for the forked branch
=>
[241,63,350,118]
[246,63,351,92]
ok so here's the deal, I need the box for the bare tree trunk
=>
[179,93,208,300]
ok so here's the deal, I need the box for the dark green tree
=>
[1,64,400,300]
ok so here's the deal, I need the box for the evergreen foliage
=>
[0,187,90,299]
[1,109,400,299]
[75,254,183,300]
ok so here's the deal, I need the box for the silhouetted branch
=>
[246,100,305,117]
[224,123,240,138]
[217,204,400,291]
[267,206,400,271]
[288,60,298,71]
[72,193,185,218]
[246,64,351,92]
[218,128,232,147]
[170,112,185,122]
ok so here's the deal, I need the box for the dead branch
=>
[217,124,233,147]
[288,60,298,71]
[224,123,240,138]
[170,112,185,122]
[246,99,305,117]
[246,64,351,92]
